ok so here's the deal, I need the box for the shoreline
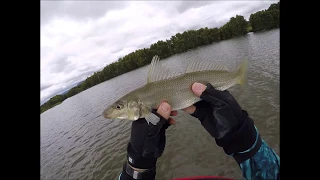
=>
[41,2,279,114]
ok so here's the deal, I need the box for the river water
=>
[41,28,279,180]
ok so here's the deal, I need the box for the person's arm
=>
[118,142,158,180]
[236,128,280,180]
[218,115,280,180]
[119,103,176,180]
[118,162,155,180]
[183,82,280,180]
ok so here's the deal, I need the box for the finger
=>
[182,105,196,114]
[170,110,178,116]
[191,82,207,97]
[168,118,176,125]
[157,102,171,119]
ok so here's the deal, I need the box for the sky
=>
[41,0,278,105]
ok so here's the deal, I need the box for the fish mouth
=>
[103,112,109,119]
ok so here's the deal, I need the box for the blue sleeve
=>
[238,128,280,180]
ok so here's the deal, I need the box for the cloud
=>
[41,0,277,104]
[40,1,128,26]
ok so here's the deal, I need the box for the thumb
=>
[192,82,207,97]
[157,102,171,119]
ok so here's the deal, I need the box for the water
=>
[41,29,279,179]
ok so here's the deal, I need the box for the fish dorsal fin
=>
[147,55,178,83]
[185,60,230,73]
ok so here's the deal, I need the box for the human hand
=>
[127,102,177,169]
[183,82,258,158]
[183,82,245,139]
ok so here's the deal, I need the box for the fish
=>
[103,55,248,125]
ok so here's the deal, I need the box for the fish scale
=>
[135,71,238,110]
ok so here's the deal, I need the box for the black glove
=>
[191,83,261,163]
[126,109,171,169]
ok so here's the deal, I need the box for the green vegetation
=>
[41,2,279,114]
[249,2,279,32]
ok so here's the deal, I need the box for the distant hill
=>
[59,80,85,95]
[76,80,85,86]
[60,89,69,95]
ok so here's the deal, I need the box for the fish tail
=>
[237,58,248,85]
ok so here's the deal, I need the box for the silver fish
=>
[103,55,248,125]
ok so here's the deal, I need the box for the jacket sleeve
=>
[118,164,156,180]
[118,171,135,180]
[237,127,280,180]
[118,171,155,180]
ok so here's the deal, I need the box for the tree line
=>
[41,2,279,114]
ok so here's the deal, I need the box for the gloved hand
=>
[183,82,261,163]
[126,102,176,170]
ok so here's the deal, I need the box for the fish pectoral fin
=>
[237,58,248,85]
[147,55,179,83]
[145,113,160,125]
[185,60,230,73]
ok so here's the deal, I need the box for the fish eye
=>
[116,104,123,110]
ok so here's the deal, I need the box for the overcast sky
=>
[41,0,278,105]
